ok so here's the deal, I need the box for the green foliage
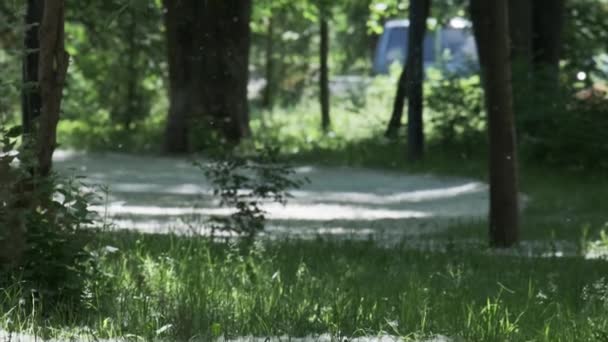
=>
[57,108,165,153]
[197,147,307,238]
[63,0,165,129]
[562,0,608,84]
[425,72,485,151]
[515,76,608,170]
[0,126,99,303]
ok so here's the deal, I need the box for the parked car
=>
[372,17,479,75]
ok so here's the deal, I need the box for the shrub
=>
[196,146,307,238]
[426,72,486,151]
[0,126,98,302]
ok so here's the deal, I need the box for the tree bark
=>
[163,0,252,152]
[385,66,407,138]
[37,0,69,177]
[2,0,68,267]
[471,0,520,247]
[3,0,44,269]
[22,0,43,135]
[193,0,252,144]
[509,0,533,67]
[162,0,195,153]
[532,0,565,82]
[406,0,430,161]
[469,0,487,71]
[319,12,331,132]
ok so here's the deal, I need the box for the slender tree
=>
[37,0,69,177]
[385,65,407,138]
[2,0,69,266]
[319,2,331,132]
[385,0,431,158]
[406,0,430,161]
[471,0,520,247]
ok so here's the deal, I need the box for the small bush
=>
[0,126,98,302]
[518,81,608,170]
[197,146,307,238]
[426,72,486,151]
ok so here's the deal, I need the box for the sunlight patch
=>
[90,203,431,221]
[292,182,485,204]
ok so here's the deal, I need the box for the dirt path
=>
[54,150,488,239]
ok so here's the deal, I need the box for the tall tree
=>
[385,66,407,138]
[471,0,520,247]
[508,0,533,118]
[319,2,331,132]
[195,1,252,143]
[532,0,565,83]
[163,0,196,153]
[21,0,69,175]
[509,0,533,69]
[405,0,430,161]
[2,0,69,266]
[163,0,252,153]
[385,0,431,160]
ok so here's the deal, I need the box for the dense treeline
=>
[0,1,604,151]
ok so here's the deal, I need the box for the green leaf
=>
[6,126,23,138]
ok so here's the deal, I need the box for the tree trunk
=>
[532,0,565,82]
[124,6,138,130]
[2,0,69,267]
[385,66,407,138]
[508,0,533,123]
[471,0,520,248]
[193,0,252,145]
[509,0,533,67]
[163,0,252,152]
[319,12,331,132]
[262,17,275,109]
[37,0,69,177]
[406,0,430,161]
[162,0,195,153]
[22,0,43,135]
[3,0,44,269]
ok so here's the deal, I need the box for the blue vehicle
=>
[372,18,479,75]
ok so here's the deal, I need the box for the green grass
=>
[2,233,608,341]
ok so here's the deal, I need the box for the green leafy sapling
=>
[196,146,308,239]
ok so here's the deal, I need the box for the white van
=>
[372,17,479,75]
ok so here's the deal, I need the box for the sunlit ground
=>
[53,150,488,238]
